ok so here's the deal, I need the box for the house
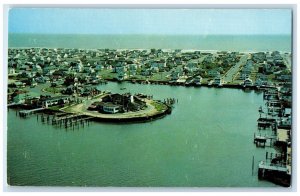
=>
[141,68,152,76]
[44,68,56,76]
[83,66,95,74]
[240,66,252,80]
[13,81,25,88]
[52,70,65,78]
[128,64,137,76]
[117,71,127,81]
[194,75,202,85]
[240,73,250,80]
[254,78,263,87]
[95,64,103,72]
[170,71,180,81]
[276,74,292,82]
[185,62,198,73]
[114,62,127,73]
[62,85,76,95]
[98,102,120,114]
[150,61,165,71]
[19,71,34,78]
[74,62,83,72]
[252,52,266,63]
[256,73,268,81]
[8,67,16,75]
[150,66,159,73]
[32,64,42,72]
[244,78,253,87]
[35,76,47,83]
[203,55,214,65]
[213,76,223,86]
[208,69,220,78]
[13,92,40,104]
[40,96,70,108]
[242,66,252,75]
[81,86,101,96]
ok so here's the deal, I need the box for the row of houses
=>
[12,92,71,109]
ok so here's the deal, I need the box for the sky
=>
[8,8,292,35]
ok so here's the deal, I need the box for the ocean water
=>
[8,34,291,52]
[7,83,279,187]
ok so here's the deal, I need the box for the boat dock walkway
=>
[258,161,288,173]
[37,112,94,129]
[253,133,276,147]
[7,103,21,107]
[19,108,45,117]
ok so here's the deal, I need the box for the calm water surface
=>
[8,34,291,52]
[7,83,279,187]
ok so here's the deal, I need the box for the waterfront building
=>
[244,78,253,87]
[213,76,223,86]
[194,75,202,85]
[98,102,120,114]
[13,92,40,104]
[40,96,70,108]
[254,78,263,87]
[117,71,127,81]
[207,69,220,78]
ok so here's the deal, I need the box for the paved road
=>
[222,54,249,83]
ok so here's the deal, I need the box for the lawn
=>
[151,101,168,112]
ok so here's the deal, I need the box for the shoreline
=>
[105,78,274,90]
[7,46,292,54]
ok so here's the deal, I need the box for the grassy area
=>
[267,74,276,81]
[99,70,117,79]
[61,106,75,113]
[48,105,64,111]
[44,87,62,94]
[151,101,168,112]
[149,72,170,81]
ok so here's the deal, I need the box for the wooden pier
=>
[257,117,277,129]
[7,103,21,107]
[19,108,45,117]
[38,112,94,129]
[253,133,276,148]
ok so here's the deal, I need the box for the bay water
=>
[7,83,278,187]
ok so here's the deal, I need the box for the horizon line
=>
[8,33,292,36]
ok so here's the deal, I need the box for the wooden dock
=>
[257,117,277,129]
[37,113,94,129]
[7,103,21,107]
[19,108,45,117]
[253,133,276,148]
